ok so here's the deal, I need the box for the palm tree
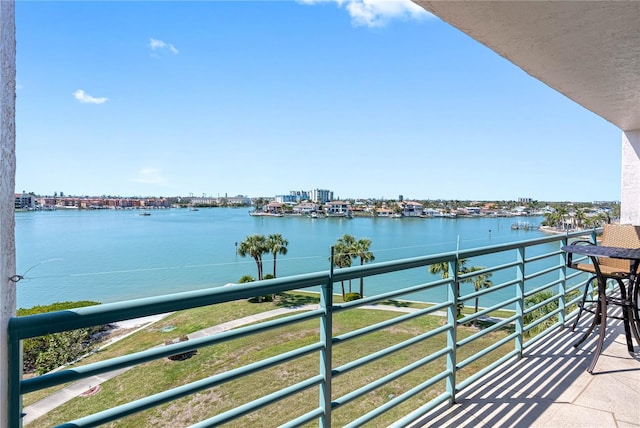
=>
[543,211,561,228]
[237,234,268,281]
[429,259,491,318]
[353,237,375,298]
[470,270,493,322]
[332,234,357,297]
[556,207,569,230]
[574,208,587,229]
[428,258,471,279]
[266,234,288,278]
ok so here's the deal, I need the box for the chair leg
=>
[624,279,640,348]
[616,279,635,352]
[573,276,598,331]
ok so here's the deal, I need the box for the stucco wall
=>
[621,129,640,225]
[0,1,16,426]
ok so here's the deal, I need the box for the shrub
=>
[344,293,362,302]
[19,301,109,374]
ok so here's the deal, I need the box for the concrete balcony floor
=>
[412,314,640,427]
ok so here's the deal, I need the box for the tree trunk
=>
[273,255,277,278]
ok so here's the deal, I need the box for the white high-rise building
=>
[309,189,333,204]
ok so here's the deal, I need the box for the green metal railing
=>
[7,229,598,427]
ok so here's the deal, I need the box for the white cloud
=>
[132,168,168,185]
[149,38,179,55]
[73,89,108,104]
[300,0,431,27]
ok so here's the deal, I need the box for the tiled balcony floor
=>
[411,314,640,427]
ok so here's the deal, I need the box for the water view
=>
[15,208,548,309]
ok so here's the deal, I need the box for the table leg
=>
[587,261,608,374]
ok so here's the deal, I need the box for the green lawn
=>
[25,292,513,427]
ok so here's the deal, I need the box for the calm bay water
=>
[15,208,548,309]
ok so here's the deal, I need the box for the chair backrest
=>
[599,223,640,270]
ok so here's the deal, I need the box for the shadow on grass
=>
[377,299,411,308]
[274,293,321,307]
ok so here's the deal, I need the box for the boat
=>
[139,212,151,216]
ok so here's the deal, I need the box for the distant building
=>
[518,197,533,204]
[293,202,318,215]
[275,194,298,204]
[15,192,35,209]
[289,190,309,202]
[400,201,423,217]
[324,201,350,216]
[310,189,333,204]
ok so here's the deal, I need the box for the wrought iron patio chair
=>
[568,223,640,350]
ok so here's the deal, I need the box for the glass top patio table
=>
[562,244,640,373]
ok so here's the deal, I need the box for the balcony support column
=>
[0,1,16,427]
[621,129,640,225]
[319,248,334,427]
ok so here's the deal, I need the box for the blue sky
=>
[15,1,621,202]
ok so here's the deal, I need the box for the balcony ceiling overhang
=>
[414,1,640,131]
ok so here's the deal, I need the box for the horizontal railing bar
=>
[456,349,520,392]
[344,371,451,428]
[333,324,452,377]
[10,273,329,339]
[524,281,561,298]
[457,314,519,347]
[333,306,441,344]
[458,260,519,280]
[525,249,563,263]
[523,321,564,348]
[59,343,324,427]
[457,296,520,326]
[390,391,452,428]
[523,294,559,316]
[332,252,458,282]
[190,375,325,428]
[524,307,563,332]
[459,280,519,303]
[332,279,450,313]
[279,407,325,428]
[22,308,324,393]
[457,332,517,370]
[455,232,585,260]
[333,347,450,409]
[524,263,564,281]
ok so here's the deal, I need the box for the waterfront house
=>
[400,201,424,217]
[375,207,394,217]
[324,200,351,216]
[263,201,285,215]
[292,201,318,215]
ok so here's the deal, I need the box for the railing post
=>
[319,247,334,427]
[515,247,525,358]
[558,234,569,326]
[0,1,17,426]
[7,325,21,427]
[445,255,458,404]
